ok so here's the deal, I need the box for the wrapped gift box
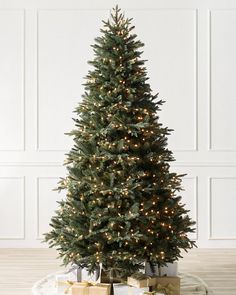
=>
[81,269,100,282]
[127,274,157,288]
[68,265,100,283]
[55,274,75,294]
[145,262,178,277]
[100,269,123,283]
[155,276,180,295]
[70,265,82,282]
[71,282,111,295]
[114,283,149,295]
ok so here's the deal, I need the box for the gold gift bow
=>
[156,283,175,295]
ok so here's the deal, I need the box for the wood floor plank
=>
[0,248,236,294]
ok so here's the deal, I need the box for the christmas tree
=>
[45,6,196,278]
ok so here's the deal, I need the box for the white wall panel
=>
[181,177,198,240]
[0,11,24,151]
[210,10,236,150]
[36,177,64,239]
[209,177,236,239]
[132,10,197,151]
[37,10,108,151]
[0,177,25,239]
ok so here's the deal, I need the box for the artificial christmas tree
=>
[45,5,196,280]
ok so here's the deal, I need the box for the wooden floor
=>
[0,248,236,294]
[178,248,236,295]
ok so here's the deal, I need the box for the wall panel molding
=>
[0,10,25,151]
[36,9,105,152]
[183,176,198,240]
[0,162,63,167]
[36,176,62,240]
[208,10,236,151]
[131,9,198,152]
[2,161,236,167]
[209,177,236,240]
[0,177,25,239]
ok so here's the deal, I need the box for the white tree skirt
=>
[32,272,213,295]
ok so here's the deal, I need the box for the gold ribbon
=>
[156,283,175,295]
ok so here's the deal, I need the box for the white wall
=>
[0,0,236,247]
